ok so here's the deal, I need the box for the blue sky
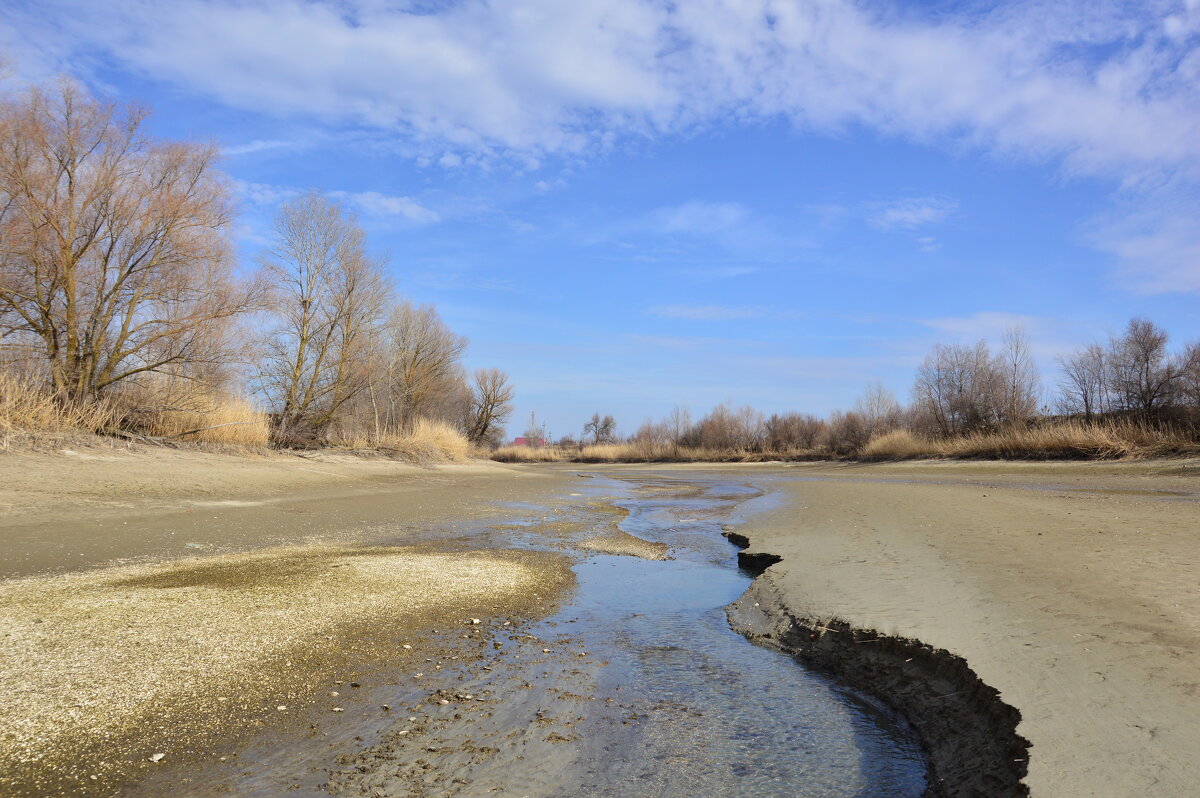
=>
[4,0,1199,439]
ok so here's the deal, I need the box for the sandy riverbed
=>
[2,448,1197,796]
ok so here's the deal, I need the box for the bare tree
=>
[823,409,870,454]
[464,368,513,446]
[853,379,904,440]
[764,412,824,450]
[367,301,468,432]
[683,403,763,450]
[912,341,1005,435]
[1057,343,1109,420]
[257,191,389,441]
[1179,340,1200,409]
[0,80,259,400]
[583,412,617,444]
[1106,317,1178,415]
[997,325,1040,425]
[633,418,672,445]
[666,405,692,444]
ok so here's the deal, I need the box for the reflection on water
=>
[548,476,927,797]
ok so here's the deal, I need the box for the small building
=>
[512,436,547,447]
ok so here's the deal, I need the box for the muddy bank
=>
[729,577,1028,797]
[692,459,1200,797]
[723,512,1027,793]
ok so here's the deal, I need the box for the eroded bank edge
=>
[721,531,1031,798]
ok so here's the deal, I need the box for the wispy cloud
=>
[221,138,296,156]
[332,190,440,223]
[233,179,299,206]
[232,180,438,224]
[870,197,958,230]
[8,0,1199,182]
[1086,201,1200,294]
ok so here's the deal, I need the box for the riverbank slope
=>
[722,459,1200,797]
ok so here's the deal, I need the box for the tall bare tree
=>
[998,325,1040,425]
[258,191,389,441]
[369,301,468,430]
[464,367,513,446]
[0,80,258,400]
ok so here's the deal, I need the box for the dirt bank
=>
[704,459,1200,797]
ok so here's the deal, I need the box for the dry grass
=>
[128,394,270,447]
[1,372,268,449]
[0,372,118,447]
[860,429,938,459]
[862,420,1200,460]
[333,418,470,463]
[492,420,1199,464]
[490,445,564,463]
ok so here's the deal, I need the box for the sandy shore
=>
[0,446,590,796]
[709,459,1200,797]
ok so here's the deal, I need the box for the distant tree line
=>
[550,319,1199,459]
[0,79,514,448]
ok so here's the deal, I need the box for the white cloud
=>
[6,0,1198,181]
[334,190,440,223]
[870,197,958,230]
[8,0,1200,295]
[1086,201,1200,294]
[221,138,296,156]
[233,181,439,224]
[233,179,299,206]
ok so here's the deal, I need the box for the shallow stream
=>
[536,473,927,796]
[134,472,927,796]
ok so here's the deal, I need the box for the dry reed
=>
[862,420,1199,460]
[0,373,118,447]
[490,445,564,463]
[332,418,470,463]
[128,396,270,447]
